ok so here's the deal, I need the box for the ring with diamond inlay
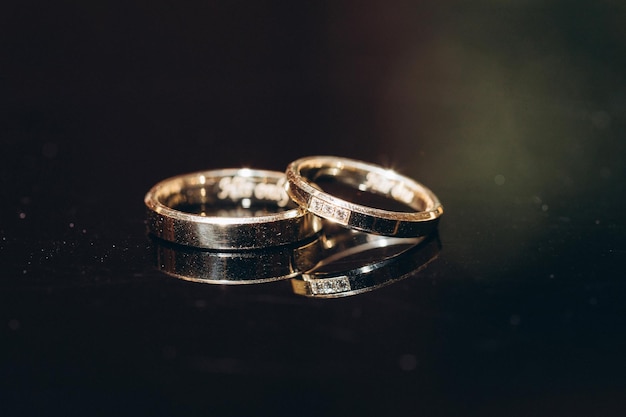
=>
[285,156,443,237]
[291,232,441,298]
[145,169,322,250]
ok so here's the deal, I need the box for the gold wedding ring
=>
[286,156,443,237]
[145,169,322,250]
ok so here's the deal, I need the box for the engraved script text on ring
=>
[217,176,290,207]
[364,172,415,205]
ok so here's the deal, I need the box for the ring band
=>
[286,156,443,237]
[152,235,325,284]
[291,233,441,298]
[145,169,322,249]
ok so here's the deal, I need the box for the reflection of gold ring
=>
[291,233,441,298]
[152,235,325,284]
[286,156,443,237]
[145,169,322,249]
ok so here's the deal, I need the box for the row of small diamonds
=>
[309,196,350,224]
[310,276,351,295]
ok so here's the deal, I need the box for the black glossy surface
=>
[2,2,626,416]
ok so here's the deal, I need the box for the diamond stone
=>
[310,197,324,212]
[333,207,349,223]
[321,203,335,216]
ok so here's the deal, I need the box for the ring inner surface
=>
[159,174,296,216]
[301,166,429,212]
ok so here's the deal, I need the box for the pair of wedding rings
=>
[144,156,443,296]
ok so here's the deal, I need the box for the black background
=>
[2,1,626,416]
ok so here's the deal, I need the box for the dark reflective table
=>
[2,2,626,416]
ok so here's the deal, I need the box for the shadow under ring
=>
[151,234,326,284]
[291,232,441,298]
